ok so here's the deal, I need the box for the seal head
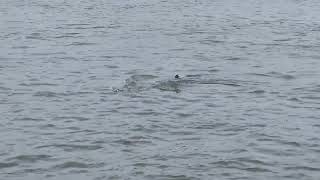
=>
[175,74,180,79]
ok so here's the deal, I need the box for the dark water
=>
[1,0,320,179]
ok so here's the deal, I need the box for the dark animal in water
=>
[113,74,241,93]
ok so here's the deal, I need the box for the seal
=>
[175,74,180,79]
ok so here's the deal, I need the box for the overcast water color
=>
[1,0,320,179]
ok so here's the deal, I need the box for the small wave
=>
[301,95,320,100]
[129,74,158,81]
[20,168,47,174]
[64,23,91,26]
[113,139,153,146]
[176,113,194,118]
[224,56,243,61]
[104,65,119,69]
[254,147,297,156]
[6,154,52,163]
[243,167,272,172]
[12,46,33,49]
[285,166,320,171]
[200,39,225,45]
[0,86,11,91]
[25,33,47,40]
[153,80,182,93]
[192,122,228,130]
[36,144,103,151]
[267,71,296,80]
[131,125,157,133]
[14,117,45,121]
[273,139,301,147]
[30,52,66,56]
[247,72,296,80]
[54,35,82,39]
[235,157,272,166]
[280,74,295,80]
[198,80,241,87]
[33,91,90,97]
[19,82,58,87]
[288,97,301,102]
[53,161,104,169]
[92,26,106,29]
[145,174,194,180]
[133,162,158,167]
[33,91,60,97]
[249,90,265,94]
[273,38,295,42]
[67,42,97,46]
[132,110,165,116]
[210,160,245,168]
[0,162,19,169]
[169,130,194,135]
[246,73,272,77]
[55,116,90,121]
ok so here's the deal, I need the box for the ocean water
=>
[1,0,320,179]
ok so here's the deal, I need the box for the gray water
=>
[1,0,320,179]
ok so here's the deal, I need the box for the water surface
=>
[1,0,320,179]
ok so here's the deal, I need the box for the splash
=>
[113,74,241,93]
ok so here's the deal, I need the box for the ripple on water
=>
[144,174,196,180]
[19,82,58,87]
[53,161,105,169]
[6,155,52,163]
[36,144,103,152]
[249,90,266,94]
[55,116,90,122]
[113,139,153,146]
[1,0,320,179]
[33,91,60,98]
[191,122,229,130]
[0,162,19,169]
[14,117,45,122]
[284,166,320,172]
[67,42,97,46]
[210,160,246,169]
[267,71,296,80]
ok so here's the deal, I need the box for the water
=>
[1,0,320,179]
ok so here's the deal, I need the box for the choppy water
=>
[1,0,320,179]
